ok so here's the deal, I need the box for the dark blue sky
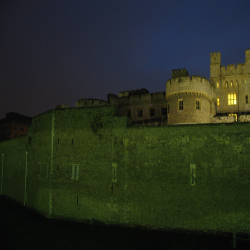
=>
[1,0,250,119]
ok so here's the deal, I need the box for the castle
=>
[1,50,250,236]
[74,49,250,126]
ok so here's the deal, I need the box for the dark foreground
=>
[0,195,248,250]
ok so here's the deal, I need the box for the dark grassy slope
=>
[0,195,243,250]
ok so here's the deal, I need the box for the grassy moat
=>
[1,195,248,250]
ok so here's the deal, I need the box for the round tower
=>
[165,75,216,125]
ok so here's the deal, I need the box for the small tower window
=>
[179,100,183,110]
[225,81,228,88]
[196,100,200,110]
[216,82,219,88]
[217,98,220,106]
[235,80,238,86]
[246,95,248,104]
[231,81,233,87]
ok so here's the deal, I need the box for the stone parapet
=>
[75,99,110,107]
[166,76,215,99]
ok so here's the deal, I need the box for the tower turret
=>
[245,49,250,73]
[210,52,221,78]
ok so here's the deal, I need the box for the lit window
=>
[225,81,228,87]
[179,100,183,110]
[246,95,248,104]
[217,98,220,106]
[217,82,219,88]
[228,94,237,105]
[229,114,237,121]
[231,81,233,87]
[245,79,247,85]
[235,80,238,86]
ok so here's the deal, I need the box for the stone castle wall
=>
[1,106,250,235]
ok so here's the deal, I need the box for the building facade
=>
[0,112,32,142]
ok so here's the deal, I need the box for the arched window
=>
[235,80,238,86]
[216,82,219,88]
[225,81,228,87]
[231,81,233,87]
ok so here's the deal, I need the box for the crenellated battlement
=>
[171,68,189,78]
[117,91,166,105]
[75,99,111,107]
[220,63,245,75]
[166,75,215,99]
[210,52,221,64]
[119,88,149,98]
[167,75,211,85]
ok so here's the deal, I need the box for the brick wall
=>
[1,105,250,235]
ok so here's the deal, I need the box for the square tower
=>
[245,49,250,73]
[210,52,221,77]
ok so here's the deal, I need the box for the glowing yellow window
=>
[216,82,219,88]
[229,114,237,121]
[217,98,220,106]
[228,94,237,105]
[231,81,233,87]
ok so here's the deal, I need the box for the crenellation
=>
[119,88,149,98]
[171,68,189,78]
[210,52,221,64]
[75,99,110,107]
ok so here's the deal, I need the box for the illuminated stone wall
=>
[0,105,250,235]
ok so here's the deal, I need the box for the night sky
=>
[1,0,250,119]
